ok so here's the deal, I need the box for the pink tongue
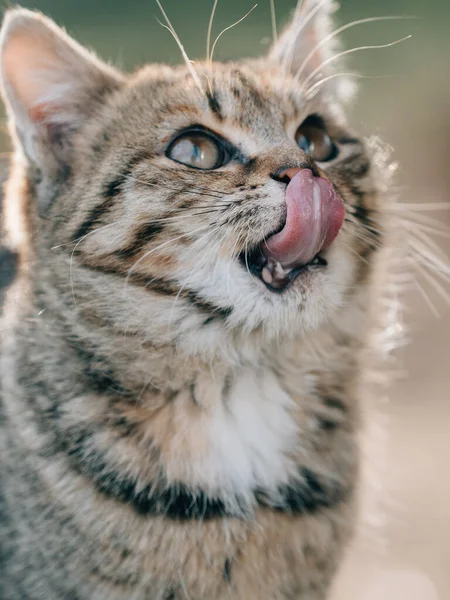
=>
[263,169,345,268]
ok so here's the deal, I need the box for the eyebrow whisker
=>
[124,173,233,198]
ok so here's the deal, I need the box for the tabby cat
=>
[0,2,395,599]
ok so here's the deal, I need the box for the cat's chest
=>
[158,367,309,501]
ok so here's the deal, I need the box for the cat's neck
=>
[13,282,367,400]
[4,240,372,407]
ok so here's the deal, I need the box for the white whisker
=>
[305,72,393,98]
[281,0,324,77]
[294,15,415,84]
[155,0,204,93]
[243,232,252,277]
[408,221,450,240]
[51,223,116,250]
[206,0,220,63]
[124,173,232,198]
[406,223,450,262]
[405,225,450,264]
[68,223,117,308]
[397,210,450,236]
[351,229,382,249]
[167,225,221,330]
[414,261,450,306]
[226,233,242,296]
[341,240,370,265]
[125,224,211,287]
[411,277,441,318]
[270,0,278,44]
[299,35,412,91]
[210,4,258,63]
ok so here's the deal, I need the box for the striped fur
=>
[0,4,396,599]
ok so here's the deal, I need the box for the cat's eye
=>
[167,131,227,170]
[295,116,338,162]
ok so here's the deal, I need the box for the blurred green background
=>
[1,1,449,599]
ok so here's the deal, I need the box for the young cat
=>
[0,2,395,599]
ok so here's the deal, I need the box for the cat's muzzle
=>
[242,169,345,292]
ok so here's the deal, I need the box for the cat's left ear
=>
[269,0,352,99]
[0,9,125,210]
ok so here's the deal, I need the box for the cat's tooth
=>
[262,267,273,285]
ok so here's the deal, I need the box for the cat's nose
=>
[277,167,303,182]
[271,164,320,184]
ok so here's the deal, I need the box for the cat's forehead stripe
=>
[205,89,224,122]
[146,65,297,131]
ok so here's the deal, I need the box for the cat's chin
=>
[240,249,328,293]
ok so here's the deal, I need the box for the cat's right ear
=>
[0,9,124,209]
[268,0,354,100]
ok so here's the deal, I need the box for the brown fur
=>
[0,3,398,598]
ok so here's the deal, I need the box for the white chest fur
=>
[164,369,300,508]
[210,370,299,496]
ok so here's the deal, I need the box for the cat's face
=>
[0,4,380,350]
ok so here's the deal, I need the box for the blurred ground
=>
[1,0,449,598]
[332,301,450,600]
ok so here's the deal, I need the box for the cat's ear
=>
[269,0,352,99]
[0,9,124,197]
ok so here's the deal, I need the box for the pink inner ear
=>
[29,104,48,122]
[29,102,64,124]
[2,33,61,117]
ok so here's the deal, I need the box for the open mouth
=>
[240,169,345,293]
[241,246,327,292]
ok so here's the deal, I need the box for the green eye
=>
[167,132,227,170]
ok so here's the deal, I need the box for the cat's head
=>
[0,3,381,354]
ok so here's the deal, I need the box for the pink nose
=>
[277,167,304,182]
